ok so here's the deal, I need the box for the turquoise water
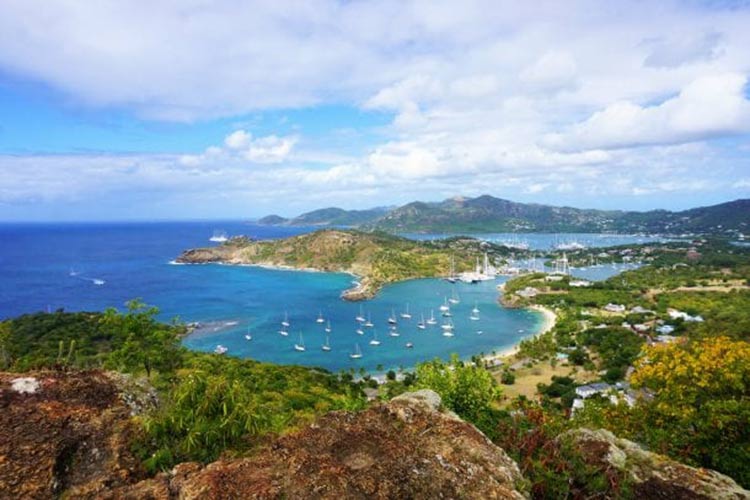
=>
[182,271,539,372]
[0,222,634,373]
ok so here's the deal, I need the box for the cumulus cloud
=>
[181,130,297,166]
[1,0,750,219]
[546,73,750,151]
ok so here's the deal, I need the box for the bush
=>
[501,370,516,385]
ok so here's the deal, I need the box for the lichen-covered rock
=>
[0,370,147,499]
[563,428,750,499]
[110,390,527,499]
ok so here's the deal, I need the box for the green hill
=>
[259,195,750,235]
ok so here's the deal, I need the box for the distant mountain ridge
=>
[256,195,750,235]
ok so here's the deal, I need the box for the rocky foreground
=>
[2,370,748,499]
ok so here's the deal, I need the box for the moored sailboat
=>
[350,343,363,359]
[294,332,306,351]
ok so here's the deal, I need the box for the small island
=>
[176,229,509,300]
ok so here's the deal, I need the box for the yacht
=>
[448,289,460,305]
[355,305,365,323]
[281,312,290,328]
[439,298,450,312]
[350,343,363,359]
[400,303,412,319]
[388,309,397,325]
[426,310,438,325]
[389,325,400,337]
[417,314,426,330]
[405,342,414,348]
[316,311,325,324]
[245,326,252,341]
[442,330,455,337]
[294,332,306,352]
[322,335,331,352]
[325,320,332,333]
[356,326,364,335]
[364,313,374,328]
[369,330,381,346]
[278,328,289,337]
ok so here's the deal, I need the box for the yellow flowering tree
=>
[631,336,750,419]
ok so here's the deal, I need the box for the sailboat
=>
[427,309,437,325]
[448,289,460,305]
[364,313,374,328]
[245,326,252,340]
[470,302,480,321]
[294,332,306,352]
[350,343,363,359]
[369,330,381,346]
[281,312,290,328]
[417,313,426,330]
[355,305,365,323]
[325,320,332,333]
[442,327,455,337]
[439,298,450,312]
[405,342,414,348]
[446,255,457,283]
[356,323,364,335]
[322,334,331,352]
[400,303,412,319]
[278,327,289,336]
[388,309,397,325]
[441,318,454,331]
[316,311,325,324]
[389,326,400,337]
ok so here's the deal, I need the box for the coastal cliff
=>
[176,229,502,300]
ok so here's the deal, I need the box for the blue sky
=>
[1,0,749,221]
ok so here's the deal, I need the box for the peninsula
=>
[176,229,507,300]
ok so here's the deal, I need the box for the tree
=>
[0,322,10,369]
[102,299,183,377]
[414,354,501,424]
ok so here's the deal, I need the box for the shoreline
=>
[479,304,557,366]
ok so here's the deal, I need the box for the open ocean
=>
[0,222,650,372]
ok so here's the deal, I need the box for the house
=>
[545,275,564,282]
[575,382,611,399]
[668,309,704,322]
[516,287,539,299]
[604,303,626,313]
[569,280,592,287]
[656,324,675,335]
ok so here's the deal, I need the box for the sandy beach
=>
[480,304,557,365]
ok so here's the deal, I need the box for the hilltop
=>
[176,229,506,299]
[256,195,750,235]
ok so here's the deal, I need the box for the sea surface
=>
[400,232,672,250]
[0,222,635,372]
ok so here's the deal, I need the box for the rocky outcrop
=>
[0,370,147,499]
[109,389,527,499]
[563,428,750,499]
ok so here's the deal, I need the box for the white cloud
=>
[1,0,750,219]
[181,130,297,166]
[547,73,750,151]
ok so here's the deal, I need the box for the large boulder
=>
[563,428,750,499]
[110,389,527,499]
[0,370,147,499]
